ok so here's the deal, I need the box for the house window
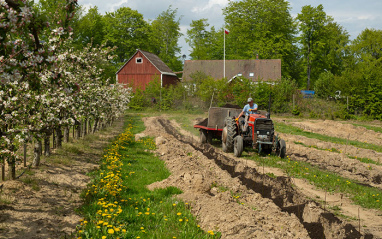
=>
[249,73,254,77]
[136,57,143,63]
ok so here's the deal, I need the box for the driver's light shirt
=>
[243,104,258,116]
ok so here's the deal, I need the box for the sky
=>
[78,0,382,59]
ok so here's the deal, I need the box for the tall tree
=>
[223,0,299,79]
[297,4,349,89]
[186,19,211,60]
[74,6,105,48]
[149,6,183,71]
[103,7,151,64]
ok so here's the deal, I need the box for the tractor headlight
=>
[267,132,270,135]
[257,131,259,134]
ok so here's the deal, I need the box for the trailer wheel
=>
[200,129,207,144]
[222,127,228,152]
[207,131,213,144]
[225,117,237,152]
[234,135,244,157]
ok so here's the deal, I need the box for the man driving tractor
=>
[236,97,258,132]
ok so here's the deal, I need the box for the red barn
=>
[116,49,179,91]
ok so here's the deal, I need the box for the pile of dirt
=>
[277,119,382,146]
[144,117,310,238]
[143,117,372,238]
[281,133,382,188]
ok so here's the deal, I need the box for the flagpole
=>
[224,28,226,79]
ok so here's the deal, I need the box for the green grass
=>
[20,176,40,191]
[347,155,382,166]
[350,123,382,134]
[248,153,382,211]
[294,140,382,166]
[276,122,382,153]
[169,114,202,137]
[76,114,220,239]
[294,141,341,153]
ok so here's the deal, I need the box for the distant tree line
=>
[54,0,381,119]
[186,0,382,120]
[57,2,184,77]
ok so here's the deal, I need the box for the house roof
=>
[182,59,281,81]
[116,49,176,76]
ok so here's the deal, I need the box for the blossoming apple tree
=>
[0,0,131,179]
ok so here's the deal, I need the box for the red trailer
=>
[194,107,242,144]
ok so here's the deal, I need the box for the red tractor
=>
[221,109,286,158]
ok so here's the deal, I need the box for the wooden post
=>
[52,130,56,149]
[347,96,349,111]
[210,91,215,109]
[23,143,27,167]
[358,208,361,234]
[1,163,4,181]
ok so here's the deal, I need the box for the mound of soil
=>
[143,116,372,239]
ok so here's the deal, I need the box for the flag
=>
[224,29,229,35]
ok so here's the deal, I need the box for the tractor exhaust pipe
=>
[267,93,271,119]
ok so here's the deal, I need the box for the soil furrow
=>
[157,118,371,239]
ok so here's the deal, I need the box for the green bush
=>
[129,88,148,110]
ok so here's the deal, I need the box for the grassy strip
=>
[76,115,220,239]
[169,113,207,137]
[294,141,341,153]
[350,123,382,134]
[275,122,382,153]
[294,141,382,167]
[347,155,382,167]
[248,154,382,210]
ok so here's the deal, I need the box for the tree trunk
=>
[33,139,42,167]
[23,143,27,167]
[64,126,69,143]
[8,144,16,180]
[83,119,87,137]
[92,118,99,133]
[1,163,4,181]
[88,120,92,134]
[8,159,15,180]
[75,121,81,139]
[44,130,51,157]
[52,130,56,149]
[307,45,311,90]
[55,127,63,148]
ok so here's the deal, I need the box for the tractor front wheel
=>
[278,139,286,158]
[234,135,244,157]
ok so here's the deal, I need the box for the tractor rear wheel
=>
[234,135,244,157]
[278,139,286,158]
[225,117,237,152]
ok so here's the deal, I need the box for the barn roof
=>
[182,59,281,82]
[116,49,176,76]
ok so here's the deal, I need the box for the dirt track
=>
[0,119,125,239]
[142,116,377,239]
